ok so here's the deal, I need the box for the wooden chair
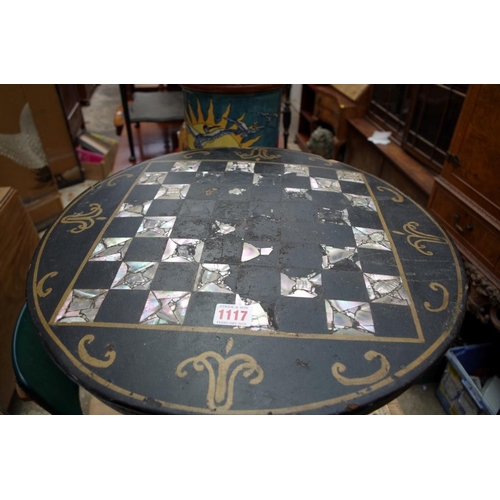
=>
[119,84,184,161]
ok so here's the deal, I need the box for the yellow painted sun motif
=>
[185,98,263,149]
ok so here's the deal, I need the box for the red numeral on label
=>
[216,306,249,324]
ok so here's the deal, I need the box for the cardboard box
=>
[81,138,118,180]
[25,191,64,231]
[0,84,77,227]
[22,85,83,185]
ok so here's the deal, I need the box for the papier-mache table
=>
[27,148,467,414]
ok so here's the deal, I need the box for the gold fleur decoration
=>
[235,148,281,161]
[393,221,447,256]
[176,337,264,411]
[60,203,106,234]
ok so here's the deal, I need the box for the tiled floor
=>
[9,84,446,415]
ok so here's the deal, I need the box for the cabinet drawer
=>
[430,182,500,269]
[314,94,341,131]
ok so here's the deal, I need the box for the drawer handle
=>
[454,213,473,233]
[447,152,461,168]
[455,223,474,233]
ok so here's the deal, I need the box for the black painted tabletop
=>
[27,148,467,414]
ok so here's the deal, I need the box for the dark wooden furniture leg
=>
[119,84,136,162]
[282,84,292,149]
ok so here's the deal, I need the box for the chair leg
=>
[282,84,292,150]
[119,84,136,162]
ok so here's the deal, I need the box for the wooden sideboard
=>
[296,84,369,159]
[344,117,435,207]
[296,84,499,329]
[428,85,500,328]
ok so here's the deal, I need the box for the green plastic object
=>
[12,304,82,415]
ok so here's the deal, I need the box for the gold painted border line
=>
[48,162,153,324]
[363,176,425,342]
[48,161,421,344]
[51,321,425,344]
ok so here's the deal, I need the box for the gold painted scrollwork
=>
[235,148,281,160]
[36,271,58,297]
[175,338,263,411]
[424,282,450,313]
[107,173,133,187]
[376,186,404,203]
[331,351,390,386]
[61,203,106,234]
[78,334,116,368]
[393,221,447,256]
[183,151,211,159]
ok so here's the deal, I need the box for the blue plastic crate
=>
[436,343,500,415]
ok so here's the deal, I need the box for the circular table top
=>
[27,148,467,414]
